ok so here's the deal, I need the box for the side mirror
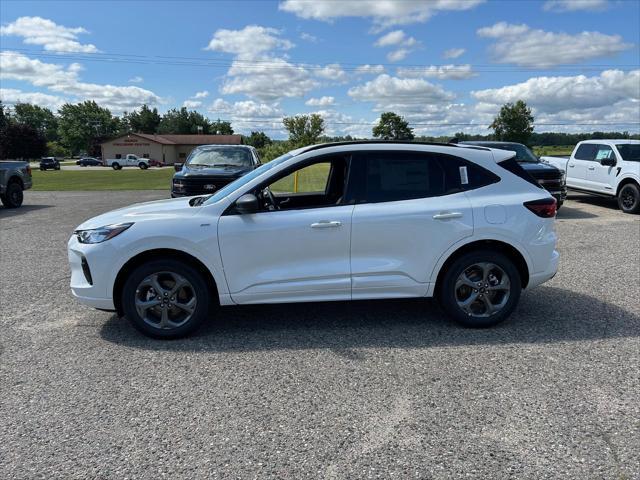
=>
[600,157,616,167]
[174,163,183,172]
[235,193,259,214]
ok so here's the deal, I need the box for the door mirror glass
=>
[174,163,183,172]
[235,193,259,214]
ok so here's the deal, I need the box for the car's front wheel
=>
[139,162,148,170]
[121,259,211,338]
[618,183,640,214]
[112,162,121,170]
[438,250,522,328]
[0,181,24,208]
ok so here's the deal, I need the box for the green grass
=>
[532,145,574,157]
[32,168,174,191]
[270,163,330,193]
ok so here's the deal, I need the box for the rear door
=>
[585,144,617,194]
[567,144,594,189]
[349,150,476,299]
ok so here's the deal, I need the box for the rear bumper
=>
[527,250,559,289]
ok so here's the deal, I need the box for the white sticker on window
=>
[459,166,469,185]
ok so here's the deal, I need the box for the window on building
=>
[115,154,122,159]
[143,153,150,158]
[179,152,186,159]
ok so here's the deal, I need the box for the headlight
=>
[173,180,185,191]
[74,223,133,244]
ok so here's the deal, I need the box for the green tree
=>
[124,104,161,134]
[46,141,70,158]
[372,112,414,140]
[210,118,234,135]
[1,123,47,159]
[58,101,118,154]
[13,103,59,141]
[490,100,534,144]
[158,107,216,134]
[245,131,272,149]
[282,114,325,147]
[259,141,291,162]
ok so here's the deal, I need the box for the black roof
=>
[301,140,490,153]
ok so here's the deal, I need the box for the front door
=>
[586,144,617,194]
[218,155,354,304]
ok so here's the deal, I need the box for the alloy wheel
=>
[455,262,511,317]
[134,271,197,329]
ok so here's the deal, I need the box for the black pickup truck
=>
[462,141,567,208]
[171,145,261,197]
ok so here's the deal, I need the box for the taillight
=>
[524,198,557,218]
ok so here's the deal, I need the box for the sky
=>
[0,0,639,138]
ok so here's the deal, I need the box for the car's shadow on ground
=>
[0,204,52,216]
[100,286,640,353]
[566,193,620,211]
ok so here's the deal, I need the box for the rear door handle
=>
[588,167,595,171]
[433,212,463,220]
[311,221,342,228]
[569,164,575,168]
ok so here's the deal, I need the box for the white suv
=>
[68,142,559,338]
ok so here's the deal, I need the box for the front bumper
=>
[68,236,116,310]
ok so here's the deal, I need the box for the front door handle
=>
[311,221,342,228]
[569,164,575,168]
[588,167,595,171]
[433,212,463,220]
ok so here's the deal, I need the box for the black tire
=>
[438,249,522,328]
[40,167,45,171]
[112,162,120,170]
[55,165,60,170]
[139,162,148,170]
[121,259,211,339]
[1,181,24,208]
[617,183,640,214]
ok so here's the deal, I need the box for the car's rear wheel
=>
[112,162,121,170]
[438,250,521,328]
[617,183,640,214]
[121,259,211,339]
[1,181,24,208]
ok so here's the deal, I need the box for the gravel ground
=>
[1,191,639,479]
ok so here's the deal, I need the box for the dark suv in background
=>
[462,141,567,208]
[171,145,261,197]
[39,157,60,171]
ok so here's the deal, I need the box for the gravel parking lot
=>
[1,191,638,479]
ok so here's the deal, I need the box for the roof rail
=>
[300,140,490,154]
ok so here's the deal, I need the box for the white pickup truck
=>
[105,154,149,170]
[542,140,640,214]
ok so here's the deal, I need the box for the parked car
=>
[105,154,149,170]
[542,140,640,214]
[148,159,165,167]
[462,141,567,208]
[0,161,32,208]
[76,157,103,167]
[171,145,261,197]
[68,141,559,339]
[39,157,60,171]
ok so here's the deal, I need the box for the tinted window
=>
[186,146,252,167]
[594,145,614,161]
[353,151,499,203]
[616,144,640,162]
[574,144,597,161]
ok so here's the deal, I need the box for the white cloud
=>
[0,88,65,110]
[375,30,418,62]
[443,48,465,59]
[375,30,407,47]
[182,100,202,108]
[387,49,410,62]
[0,51,162,112]
[477,22,633,67]
[128,76,144,83]
[300,32,319,43]
[543,0,608,12]
[348,74,455,111]
[355,64,386,75]
[472,69,640,113]
[279,0,485,29]
[315,63,347,82]
[209,98,284,134]
[205,25,293,57]
[305,96,336,106]
[0,16,99,53]
[397,64,476,80]
[193,90,209,99]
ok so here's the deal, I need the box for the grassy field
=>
[532,145,574,157]
[32,168,174,191]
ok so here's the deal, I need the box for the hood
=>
[519,161,561,173]
[175,164,252,179]
[75,196,199,230]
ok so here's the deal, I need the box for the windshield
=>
[482,143,538,162]
[203,153,293,205]
[186,146,252,167]
[615,144,640,162]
